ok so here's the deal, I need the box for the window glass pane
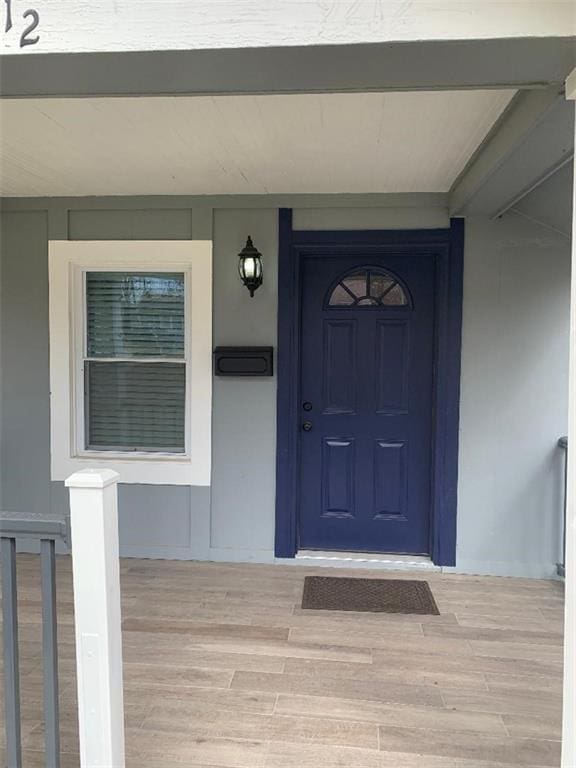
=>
[85,361,185,452]
[341,273,367,299]
[86,272,185,358]
[329,284,355,306]
[328,268,408,308]
[369,273,396,299]
[383,283,408,305]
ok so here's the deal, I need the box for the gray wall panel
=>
[117,485,192,548]
[211,209,278,551]
[68,208,193,240]
[46,482,210,558]
[0,211,51,515]
[293,206,449,231]
[456,214,570,577]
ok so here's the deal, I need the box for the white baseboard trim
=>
[119,544,197,560]
[118,544,275,564]
[14,539,559,580]
[287,551,440,571]
[117,550,558,579]
[207,548,275,564]
[445,559,560,580]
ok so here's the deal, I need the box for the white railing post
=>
[66,469,125,768]
[562,67,576,768]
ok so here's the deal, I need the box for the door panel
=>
[322,320,357,414]
[373,439,407,519]
[321,437,356,517]
[375,319,410,414]
[299,255,435,555]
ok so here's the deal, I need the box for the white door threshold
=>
[294,550,440,571]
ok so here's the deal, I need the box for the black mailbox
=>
[214,347,274,377]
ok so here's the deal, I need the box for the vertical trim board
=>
[275,209,298,557]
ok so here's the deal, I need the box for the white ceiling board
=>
[1,1,574,55]
[0,90,515,198]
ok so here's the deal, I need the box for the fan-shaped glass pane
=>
[328,283,355,306]
[383,283,407,306]
[342,273,368,297]
[327,268,408,308]
[369,273,396,300]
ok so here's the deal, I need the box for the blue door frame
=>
[275,210,464,566]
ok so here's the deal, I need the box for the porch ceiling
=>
[0,90,514,198]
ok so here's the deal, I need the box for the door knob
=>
[302,421,313,432]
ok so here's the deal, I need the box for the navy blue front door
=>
[298,254,435,554]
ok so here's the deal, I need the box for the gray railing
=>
[558,436,568,578]
[0,511,69,768]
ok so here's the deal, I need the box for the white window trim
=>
[49,240,212,486]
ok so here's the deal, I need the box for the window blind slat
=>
[85,361,186,453]
[86,272,185,359]
[84,271,187,454]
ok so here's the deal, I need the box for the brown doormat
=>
[301,576,440,615]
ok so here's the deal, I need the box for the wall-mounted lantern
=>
[238,236,263,298]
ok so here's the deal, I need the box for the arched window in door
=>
[326,267,411,308]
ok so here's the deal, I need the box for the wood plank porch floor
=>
[2,556,565,767]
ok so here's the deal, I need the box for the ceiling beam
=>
[449,86,574,216]
[490,153,573,220]
[567,68,576,100]
[1,37,575,99]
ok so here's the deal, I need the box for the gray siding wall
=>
[0,212,51,518]
[211,209,278,557]
[457,215,570,577]
[0,197,570,576]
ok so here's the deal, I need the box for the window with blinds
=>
[84,271,186,453]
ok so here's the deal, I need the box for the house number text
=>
[4,0,40,47]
